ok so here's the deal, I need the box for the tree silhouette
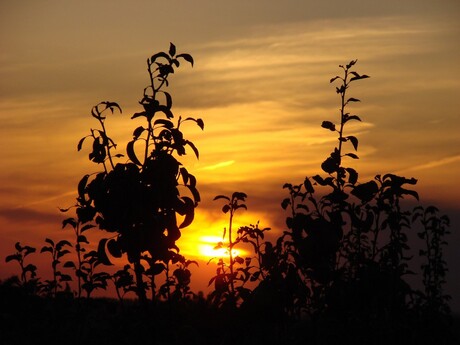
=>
[72,43,203,303]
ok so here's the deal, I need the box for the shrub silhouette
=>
[208,192,270,308]
[4,242,39,294]
[249,59,453,344]
[69,43,203,303]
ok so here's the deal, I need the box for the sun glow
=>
[196,236,245,258]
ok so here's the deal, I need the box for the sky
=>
[1,0,459,309]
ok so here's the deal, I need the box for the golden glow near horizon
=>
[1,1,459,306]
[196,236,245,259]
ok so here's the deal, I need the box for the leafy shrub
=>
[70,43,203,303]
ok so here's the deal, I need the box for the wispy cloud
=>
[199,160,235,171]
[0,207,61,225]
[398,155,460,174]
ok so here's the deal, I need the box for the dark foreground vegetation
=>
[2,44,456,345]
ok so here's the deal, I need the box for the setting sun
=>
[196,236,246,258]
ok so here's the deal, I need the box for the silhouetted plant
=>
[111,264,137,303]
[208,193,270,308]
[157,253,198,302]
[5,242,39,293]
[40,238,73,297]
[61,214,95,298]
[208,192,248,307]
[235,222,270,283]
[73,43,203,303]
[413,205,451,313]
[265,59,453,344]
[64,250,110,298]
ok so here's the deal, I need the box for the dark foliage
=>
[4,51,455,344]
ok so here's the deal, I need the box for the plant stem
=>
[134,260,147,305]
[99,118,115,170]
[336,68,349,191]
[228,206,236,299]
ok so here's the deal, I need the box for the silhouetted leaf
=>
[157,105,174,119]
[344,115,362,123]
[214,195,230,201]
[321,156,339,173]
[45,238,55,246]
[154,119,174,129]
[81,224,95,232]
[347,136,358,151]
[60,274,72,282]
[57,240,72,249]
[158,64,174,77]
[234,256,244,265]
[150,52,171,64]
[57,250,71,259]
[400,188,419,201]
[78,175,89,200]
[350,72,370,82]
[107,239,122,258]
[97,239,113,266]
[133,126,145,139]
[312,175,325,185]
[346,167,358,185]
[345,153,359,159]
[208,276,216,287]
[185,140,199,159]
[5,254,20,263]
[347,97,360,103]
[180,167,189,185]
[304,177,315,194]
[24,264,37,273]
[77,235,89,244]
[62,217,77,229]
[127,140,142,166]
[131,111,146,119]
[281,198,290,210]
[23,246,36,256]
[330,76,340,83]
[351,180,378,203]
[321,121,336,131]
[179,197,195,228]
[346,59,357,69]
[233,192,247,200]
[169,42,176,57]
[222,204,231,214]
[103,101,122,114]
[177,53,194,67]
[250,271,261,282]
[336,85,346,94]
[77,136,88,151]
[283,183,292,189]
[40,246,53,254]
[63,261,76,268]
[162,91,172,109]
[188,184,201,203]
[196,118,204,130]
[151,263,166,275]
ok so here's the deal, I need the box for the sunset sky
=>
[1,0,459,309]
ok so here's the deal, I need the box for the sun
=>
[196,236,245,259]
